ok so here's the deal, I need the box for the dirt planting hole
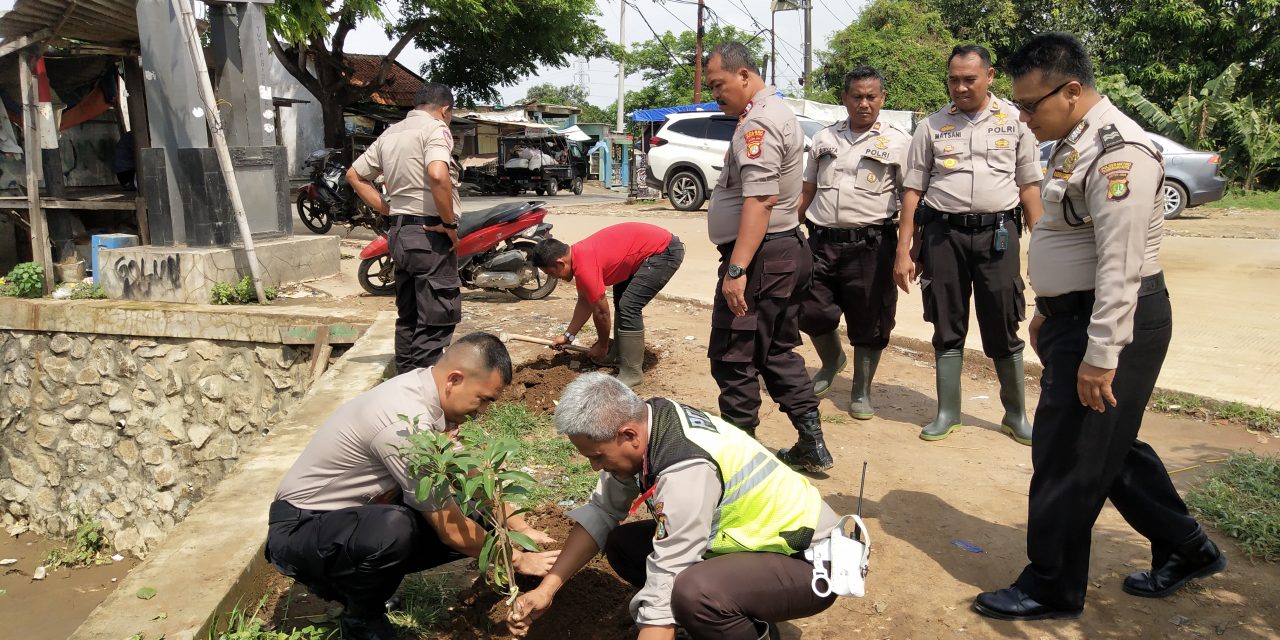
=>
[500,349,662,413]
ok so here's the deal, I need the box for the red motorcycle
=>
[358,201,559,299]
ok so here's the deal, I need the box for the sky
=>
[343,0,861,107]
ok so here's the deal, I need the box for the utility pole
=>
[694,0,705,103]
[802,0,813,88]
[771,10,777,86]
[615,0,626,134]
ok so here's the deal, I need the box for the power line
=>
[815,0,850,30]
[623,0,688,68]
[707,4,805,81]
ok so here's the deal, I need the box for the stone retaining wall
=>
[0,331,313,555]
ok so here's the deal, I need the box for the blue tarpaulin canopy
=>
[629,102,721,122]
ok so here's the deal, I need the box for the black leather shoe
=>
[339,611,398,640]
[972,586,1082,621]
[1123,536,1226,598]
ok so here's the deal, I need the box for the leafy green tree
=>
[1099,64,1241,151]
[266,0,610,146]
[1094,0,1280,108]
[525,82,591,107]
[814,0,959,113]
[622,24,764,114]
[923,0,1018,58]
[1222,97,1280,191]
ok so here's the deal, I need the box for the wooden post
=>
[18,50,54,292]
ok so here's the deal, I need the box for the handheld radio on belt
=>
[806,461,872,598]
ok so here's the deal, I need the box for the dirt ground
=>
[261,286,1280,639]
[1159,206,1280,239]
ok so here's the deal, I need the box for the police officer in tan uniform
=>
[895,45,1043,444]
[704,42,831,473]
[349,84,463,374]
[799,66,910,420]
[972,33,1226,621]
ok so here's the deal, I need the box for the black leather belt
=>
[389,214,442,227]
[762,226,802,242]
[807,221,892,243]
[1035,272,1167,318]
[920,205,1014,229]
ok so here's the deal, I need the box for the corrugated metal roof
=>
[0,0,139,48]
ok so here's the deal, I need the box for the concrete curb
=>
[69,312,397,640]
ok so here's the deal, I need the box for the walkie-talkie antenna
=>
[856,461,868,517]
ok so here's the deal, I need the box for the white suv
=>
[646,112,826,211]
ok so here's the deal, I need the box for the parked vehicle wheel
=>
[296,193,333,234]
[571,177,584,195]
[545,177,560,196]
[667,170,706,211]
[357,255,396,296]
[511,264,558,300]
[508,185,522,196]
[1163,180,1188,220]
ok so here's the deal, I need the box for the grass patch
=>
[387,574,462,636]
[206,596,334,640]
[471,403,597,506]
[1149,391,1277,433]
[45,509,111,569]
[822,413,851,425]
[1217,189,1280,212]
[1185,452,1280,562]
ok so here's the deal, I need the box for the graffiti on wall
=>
[113,254,182,299]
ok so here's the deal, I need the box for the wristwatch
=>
[726,264,746,279]
[441,220,459,230]
[563,332,576,343]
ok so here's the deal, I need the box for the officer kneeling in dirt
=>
[265,333,560,640]
[507,372,840,640]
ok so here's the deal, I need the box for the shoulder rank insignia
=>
[1099,161,1133,201]
[949,104,959,114]
[872,121,882,132]
[744,128,766,159]
[1099,124,1125,152]
[1066,119,1090,145]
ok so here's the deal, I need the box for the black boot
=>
[1123,531,1226,598]
[848,347,882,420]
[777,410,834,472]
[808,330,847,397]
[920,350,963,441]
[994,353,1033,445]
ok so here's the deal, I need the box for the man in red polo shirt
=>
[532,223,684,387]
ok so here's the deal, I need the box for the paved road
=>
[546,211,1280,409]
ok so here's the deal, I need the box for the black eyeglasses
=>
[1013,81,1073,115]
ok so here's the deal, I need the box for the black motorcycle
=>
[295,148,384,235]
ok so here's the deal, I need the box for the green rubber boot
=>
[848,347,882,420]
[995,353,1033,446]
[920,350,964,441]
[615,329,645,388]
[809,330,847,397]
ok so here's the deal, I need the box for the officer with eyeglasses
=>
[895,44,1043,445]
[971,31,1225,622]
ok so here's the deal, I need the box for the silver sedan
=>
[1039,133,1227,219]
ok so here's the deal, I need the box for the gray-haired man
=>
[507,373,839,640]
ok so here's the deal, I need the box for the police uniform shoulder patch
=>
[443,128,454,149]
[652,502,669,540]
[1099,160,1133,201]
[1099,124,1125,152]
[744,128,766,159]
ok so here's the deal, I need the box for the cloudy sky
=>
[343,0,860,107]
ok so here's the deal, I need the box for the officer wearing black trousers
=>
[703,42,831,473]
[972,33,1226,621]
[349,84,463,374]
[895,45,1044,445]
[798,66,910,420]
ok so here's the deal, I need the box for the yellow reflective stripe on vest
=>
[721,455,781,506]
